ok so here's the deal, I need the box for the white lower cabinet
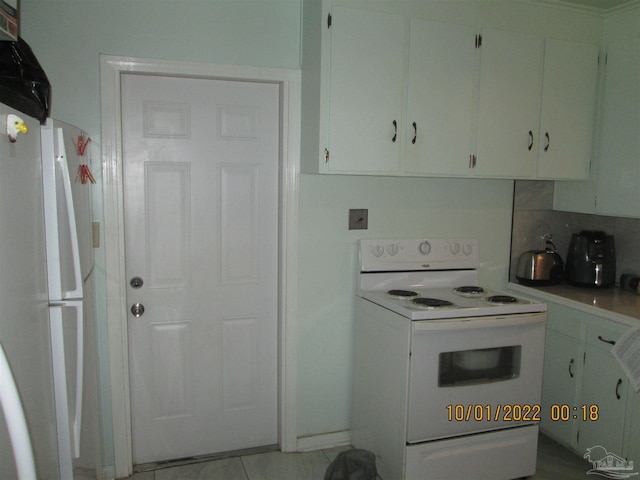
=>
[540,330,582,448]
[626,393,640,468]
[578,346,627,455]
[538,300,638,464]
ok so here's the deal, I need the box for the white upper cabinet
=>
[475,32,597,179]
[537,39,599,180]
[554,4,640,219]
[404,19,477,176]
[301,2,602,180]
[325,6,405,174]
[594,37,640,217]
[475,28,544,178]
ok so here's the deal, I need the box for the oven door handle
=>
[412,313,547,331]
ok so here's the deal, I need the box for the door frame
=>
[100,55,300,478]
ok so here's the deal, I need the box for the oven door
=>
[406,312,546,443]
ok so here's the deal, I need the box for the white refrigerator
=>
[41,119,98,479]
[0,105,59,478]
[0,107,99,479]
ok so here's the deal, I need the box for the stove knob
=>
[386,243,399,256]
[463,243,473,256]
[419,240,431,255]
[449,242,460,255]
[372,244,384,257]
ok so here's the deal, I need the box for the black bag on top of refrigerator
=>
[0,37,50,123]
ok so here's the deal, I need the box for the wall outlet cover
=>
[349,209,368,230]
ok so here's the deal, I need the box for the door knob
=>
[131,303,145,318]
[130,276,144,289]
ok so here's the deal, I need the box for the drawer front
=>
[546,303,584,339]
[586,320,628,350]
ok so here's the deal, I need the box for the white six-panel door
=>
[121,73,279,464]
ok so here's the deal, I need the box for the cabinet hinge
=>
[475,34,482,48]
[469,154,477,168]
[324,148,330,163]
[583,351,586,364]
[327,13,332,29]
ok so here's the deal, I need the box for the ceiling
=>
[558,0,635,9]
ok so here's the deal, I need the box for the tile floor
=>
[124,434,591,480]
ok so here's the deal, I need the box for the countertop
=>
[508,281,640,326]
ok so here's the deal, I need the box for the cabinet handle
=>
[568,358,574,378]
[544,132,550,152]
[392,120,397,143]
[412,122,417,144]
[616,378,622,399]
[598,335,616,346]
[528,130,534,151]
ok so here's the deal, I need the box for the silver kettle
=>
[516,239,565,286]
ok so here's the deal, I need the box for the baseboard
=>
[296,430,352,452]
[99,464,116,480]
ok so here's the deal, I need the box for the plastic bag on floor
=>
[324,449,377,480]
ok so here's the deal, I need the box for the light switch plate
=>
[349,209,368,230]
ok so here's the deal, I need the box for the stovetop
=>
[357,238,546,320]
[358,285,546,320]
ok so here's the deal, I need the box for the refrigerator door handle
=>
[50,300,84,474]
[56,128,83,299]
[0,341,37,480]
[49,305,73,478]
[71,301,84,459]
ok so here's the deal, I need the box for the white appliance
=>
[0,106,59,478]
[41,119,98,479]
[352,238,547,480]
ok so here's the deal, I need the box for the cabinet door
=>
[404,19,476,176]
[326,6,405,173]
[595,37,640,217]
[540,331,581,449]
[625,391,640,468]
[475,28,543,178]
[578,347,627,455]
[537,39,599,180]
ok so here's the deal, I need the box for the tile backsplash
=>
[510,181,640,283]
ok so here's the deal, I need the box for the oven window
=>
[438,346,521,387]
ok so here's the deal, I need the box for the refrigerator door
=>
[0,105,59,478]
[49,301,84,478]
[42,118,98,478]
[42,120,93,301]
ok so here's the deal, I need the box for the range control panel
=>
[359,238,479,272]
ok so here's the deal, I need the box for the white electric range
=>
[352,238,547,480]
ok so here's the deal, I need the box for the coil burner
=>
[387,289,419,299]
[453,286,486,298]
[411,298,456,309]
[485,295,519,305]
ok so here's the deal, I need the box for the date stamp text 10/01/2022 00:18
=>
[446,404,600,423]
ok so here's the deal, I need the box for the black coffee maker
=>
[566,230,616,288]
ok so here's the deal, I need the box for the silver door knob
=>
[131,303,145,318]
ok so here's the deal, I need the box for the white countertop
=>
[509,282,640,327]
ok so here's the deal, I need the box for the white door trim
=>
[100,55,300,478]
